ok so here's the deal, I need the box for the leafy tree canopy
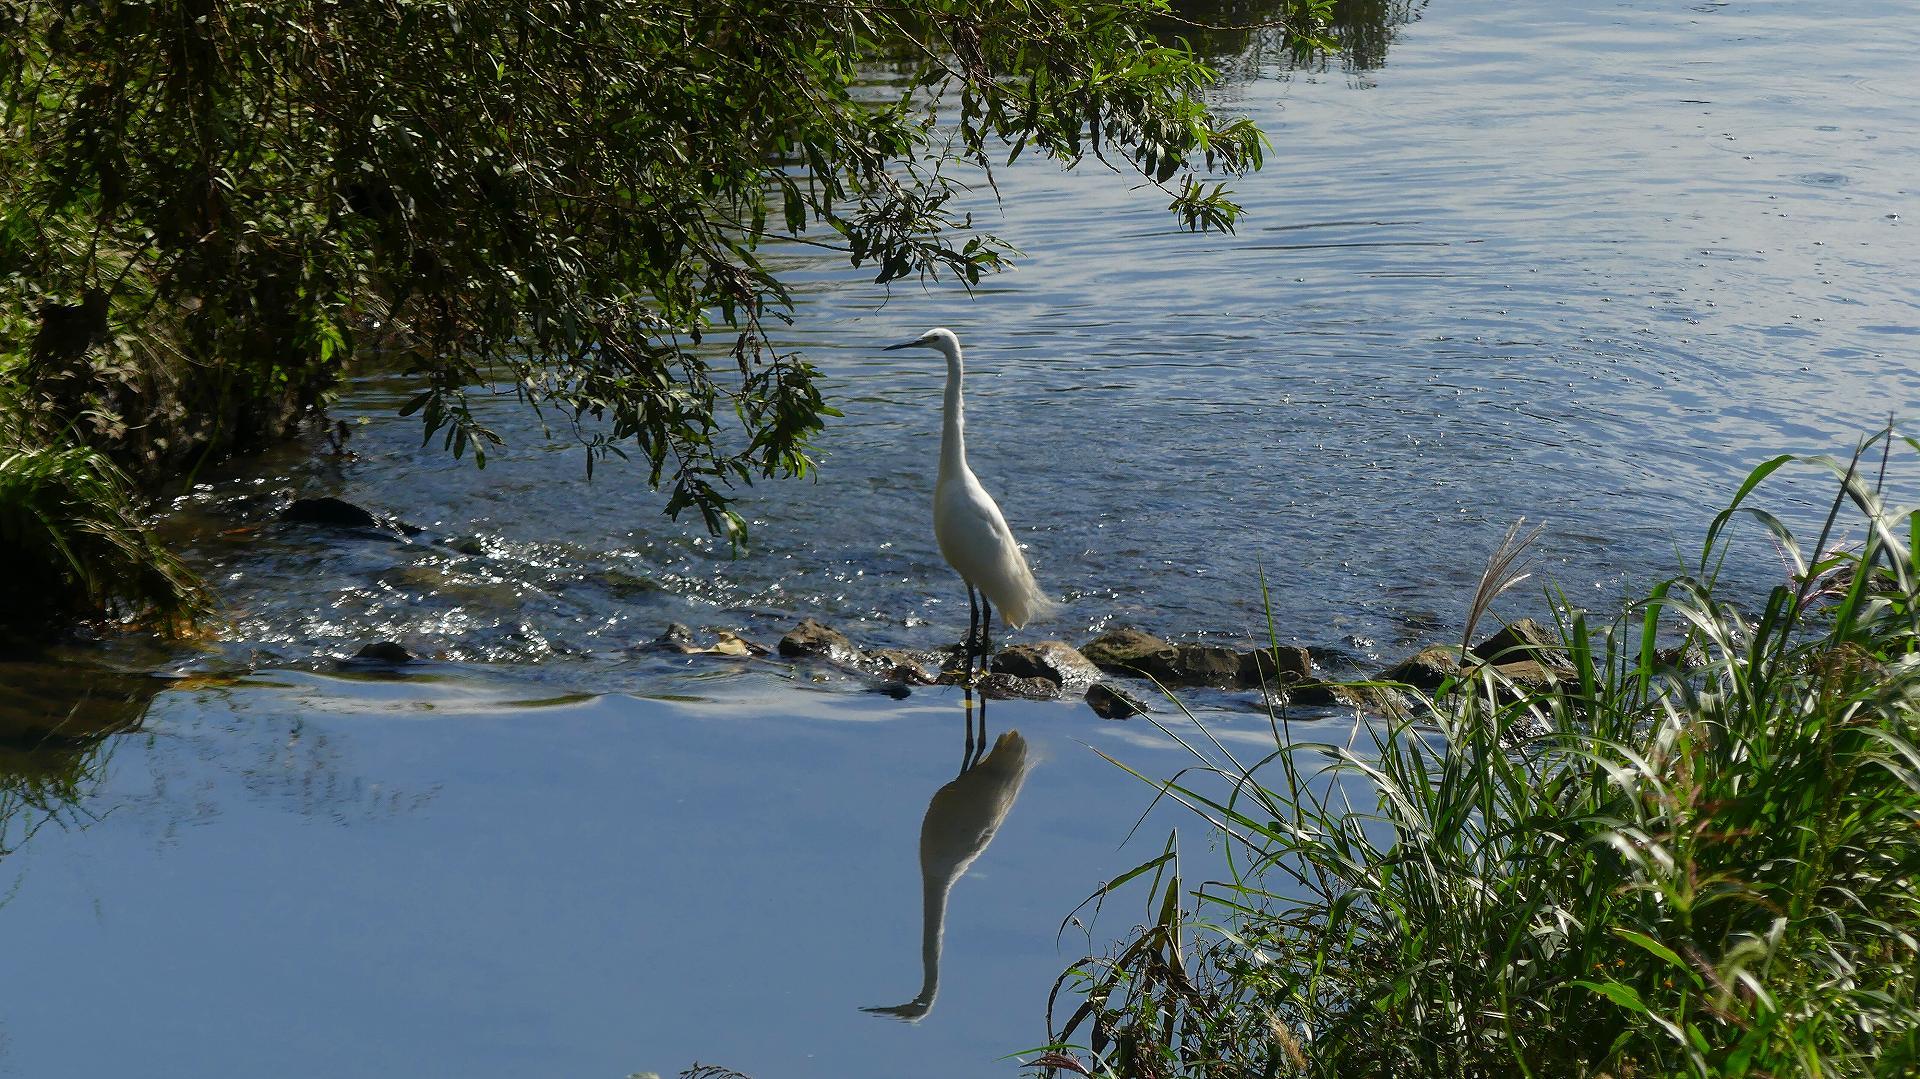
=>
[1,0,1329,539]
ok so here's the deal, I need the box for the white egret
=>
[883,328,1058,675]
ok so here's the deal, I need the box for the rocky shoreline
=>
[640,615,1575,721]
[285,494,1575,720]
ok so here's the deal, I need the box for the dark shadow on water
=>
[865,685,1033,1022]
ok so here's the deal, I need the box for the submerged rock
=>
[1655,642,1703,670]
[1085,683,1149,719]
[1284,678,1404,712]
[1239,645,1312,688]
[1470,618,1566,667]
[1379,645,1464,691]
[1079,628,1180,681]
[992,640,1100,689]
[778,618,858,663]
[651,623,698,652]
[864,648,938,686]
[700,631,764,658]
[649,624,771,658]
[352,641,416,664]
[977,672,1061,701]
[1174,643,1242,687]
[1485,658,1563,694]
[283,496,378,529]
[0,661,157,748]
[870,680,913,700]
[599,569,667,598]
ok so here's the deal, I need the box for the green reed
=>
[0,405,207,636]
[1038,431,1920,1078]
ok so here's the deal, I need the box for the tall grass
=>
[0,405,207,636]
[1038,433,1920,1078]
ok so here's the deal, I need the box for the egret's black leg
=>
[965,583,981,682]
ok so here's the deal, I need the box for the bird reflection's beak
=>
[882,340,917,351]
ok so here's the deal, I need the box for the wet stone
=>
[1488,659,1562,694]
[1655,642,1703,670]
[977,672,1061,701]
[1379,645,1464,691]
[1239,645,1312,688]
[1079,628,1180,681]
[653,623,697,652]
[283,496,378,529]
[1174,644,1242,687]
[992,641,1100,689]
[864,648,938,686]
[778,618,857,662]
[704,631,761,658]
[1284,679,1404,712]
[352,641,416,664]
[1085,683,1149,719]
[1470,618,1566,667]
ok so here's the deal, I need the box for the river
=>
[3,1,1916,1075]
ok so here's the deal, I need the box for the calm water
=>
[4,670,1306,1079]
[6,1,1920,1074]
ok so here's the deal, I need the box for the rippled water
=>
[153,0,1919,679]
[6,2,1919,1075]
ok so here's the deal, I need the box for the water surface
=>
[7,1,1920,1074]
[0,670,1326,1078]
[157,0,1919,676]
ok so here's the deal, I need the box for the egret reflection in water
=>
[866,688,1032,1022]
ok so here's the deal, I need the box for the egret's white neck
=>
[936,339,967,481]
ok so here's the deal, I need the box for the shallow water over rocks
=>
[153,0,1919,688]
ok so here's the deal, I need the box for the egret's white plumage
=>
[884,328,1057,654]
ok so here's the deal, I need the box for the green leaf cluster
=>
[0,0,1330,543]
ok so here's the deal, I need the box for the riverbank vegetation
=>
[0,408,207,635]
[0,0,1332,634]
[1039,435,1920,1077]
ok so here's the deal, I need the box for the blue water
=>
[6,1,1919,1075]
[0,671,1337,1078]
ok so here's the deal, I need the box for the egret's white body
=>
[866,728,1031,1020]
[885,328,1056,653]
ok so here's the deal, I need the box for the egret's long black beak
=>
[882,340,916,351]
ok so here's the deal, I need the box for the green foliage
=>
[1041,432,1920,1078]
[0,405,208,633]
[0,0,1331,537]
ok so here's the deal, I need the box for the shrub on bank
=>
[1041,435,1920,1078]
[0,406,206,637]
